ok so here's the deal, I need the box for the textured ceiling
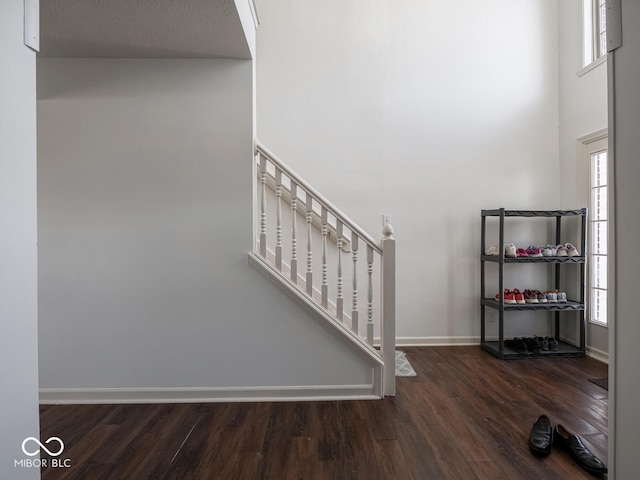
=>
[39,0,251,58]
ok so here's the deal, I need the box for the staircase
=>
[247,143,396,397]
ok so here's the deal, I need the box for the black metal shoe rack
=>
[480,208,588,359]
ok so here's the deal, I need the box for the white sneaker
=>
[504,243,517,258]
[566,243,580,256]
[485,244,500,256]
[542,246,556,257]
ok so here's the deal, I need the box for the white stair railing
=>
[253,143,396,396]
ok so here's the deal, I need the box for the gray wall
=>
[0,1,41,478]
[37,58,376,399]
[610,1,640,476]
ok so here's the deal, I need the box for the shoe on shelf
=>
[546,337,559,351]
[495,289,516,304]
[524,290,539,304]
[556,290,567,302]
[505,337,527,352]
[535,290,547,303]
[512,288,525,304]
[542,245,556,257]
[525,336,542,353]
[545,290,558,302]
[537,336,549,351]
[516,248,529,257]
[553,424,608,475]
[505,243,517,258]
[485,244,500,256]
[556,244,568,257]
[566,243,580,257]
[528,415,553,456]
[526,245,543,257]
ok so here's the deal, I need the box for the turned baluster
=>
[306,193,313,295]
[351,233,359,333]
[275,169,283,270]
[321,207,329,308]
[259,154,267,258]
[367,245,374,346]
[336,220,344,321]
[290,182,298,283]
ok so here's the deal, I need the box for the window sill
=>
[588,320,608,329]
[578,54,608,77]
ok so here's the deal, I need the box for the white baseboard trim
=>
[586,346,609,364]
[556,336,609,364]
[391,336,480,347]
[379,336,609,364]
[40,384,379,405]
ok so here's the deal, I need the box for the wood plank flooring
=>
[39,346,608,479]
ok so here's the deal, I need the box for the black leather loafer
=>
[528,415,553,456]
[553,424,608,475]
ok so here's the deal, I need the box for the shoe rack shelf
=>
[481,298,584,311]
[481,256,586,264]
[480,208,588,359]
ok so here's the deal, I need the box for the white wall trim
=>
[578,127,608,144]
[578,53,608,77]
[586,345,609,364]
[40,384,378,405]
[248,0,260,28]
[392,337,609,365]
[391,336,480,347]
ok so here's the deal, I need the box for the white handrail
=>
[256,142,381,254]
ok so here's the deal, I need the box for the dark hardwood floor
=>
[39,346,608,479]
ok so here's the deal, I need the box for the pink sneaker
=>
[516,248,529,257]
[526,246,543,257]
[524,289,539,303]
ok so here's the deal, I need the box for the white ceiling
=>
[39,0,251,59]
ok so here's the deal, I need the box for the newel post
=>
[381,223,396,396]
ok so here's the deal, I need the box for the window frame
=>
[582,0,608,70]
[584,135,609,328]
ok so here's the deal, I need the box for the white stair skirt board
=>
[247,252,384,364]
[395,351,416,377]
[39,384,379,405]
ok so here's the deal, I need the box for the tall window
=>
[589,148,608,326]
[583,0,607,67]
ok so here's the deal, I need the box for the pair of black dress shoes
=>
[528,415,608,476]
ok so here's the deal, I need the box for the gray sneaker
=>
[537,337,549,351]
[546,337,559,351]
